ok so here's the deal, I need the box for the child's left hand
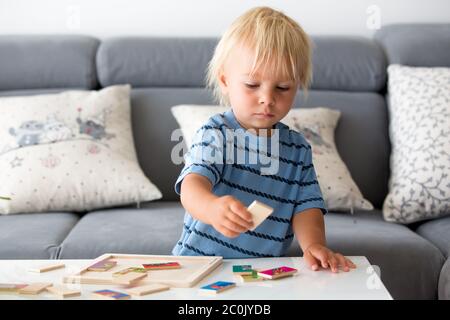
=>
[303,244,356,273]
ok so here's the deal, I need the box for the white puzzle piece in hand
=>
[247,200,274,231]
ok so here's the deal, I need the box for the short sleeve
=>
[174,126,225,195]
[293,146,328,215]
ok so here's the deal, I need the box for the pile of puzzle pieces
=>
[0,263,82,298]
[0,260,179,300]
[78,260,179,299]
[1,260,299,299]
[198,264,298,295]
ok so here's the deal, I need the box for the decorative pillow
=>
[171,105,373,212]
[0,85,162,214]
[382,65,450,223]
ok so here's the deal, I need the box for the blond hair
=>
[206,6,313,106]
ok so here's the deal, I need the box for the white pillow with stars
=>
[0,85,162,214]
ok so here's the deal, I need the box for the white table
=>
[0,256,392,300]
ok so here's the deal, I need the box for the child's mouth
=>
[253,113,275,119]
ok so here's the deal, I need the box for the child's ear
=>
[218,72,229,95]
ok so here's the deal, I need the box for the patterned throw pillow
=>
[383,65,450,223]
[0,85,162,214]
[171,105,373,212]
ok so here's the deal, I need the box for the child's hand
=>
[208,195,254,238]
[303,244,356,273]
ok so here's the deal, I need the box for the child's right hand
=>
[207,195,254,238]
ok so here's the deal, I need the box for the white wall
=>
[1,0,449,38]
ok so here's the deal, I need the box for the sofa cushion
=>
[439,258,450,300]
[0,212,79,259]
[97,37,217,88]
[382,65,450,224]
[0,35,99,91]
[0,85,162,214]
[287,210,445,300]
[375,24,450,67]
[0,89,76,98]
[415,215,450,258]
[130,88,390,208]
[416,215,450,300]
[96,36,386,92]
[310,36,386,91]
[58,201,185,259]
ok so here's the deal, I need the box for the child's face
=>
[219,44,298,134]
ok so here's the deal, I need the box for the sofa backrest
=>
[4,24,448,209]
[375,24,450,67]
[0,35,99,91]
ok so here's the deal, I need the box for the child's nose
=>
[258,90,275,107]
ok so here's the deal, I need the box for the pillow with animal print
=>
[171,105,373,211]
[0,85,162,214]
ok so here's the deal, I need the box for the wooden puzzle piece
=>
[87,260,117,272]
[28,263,65,273]
[0,283,28,293]
[125,283,170,296]
[112,272,147,285]
[199,281,236,294]
[92,289,130,300]
[237,270,265,282]
[257,266,297,280]
[19,282,53,295]
[142,262,181,270]
[247,200,273,231]
[113,267,148,277]
[232,265,253,275]
[46,285,81,298]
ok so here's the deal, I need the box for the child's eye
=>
[277,86,290,91]
[245,83,259,89]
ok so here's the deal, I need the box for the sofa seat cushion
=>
[415,215,450,258]
[287,210,445,300]
[58,201,185,259]
[415,215,450,301]
[439,258,450,300]
[0,212,79,259]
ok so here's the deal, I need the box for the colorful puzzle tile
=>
[92,289,130,300]
[199,281,236,294]
[237,270,265,282]
[87,260,117,272]
[113,267,148,277]
[142,262,181,270]
[257,266,297,280]
[232,265,253,275]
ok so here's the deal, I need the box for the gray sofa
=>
[0,24,449,300]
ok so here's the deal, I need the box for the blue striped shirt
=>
[172,110,327,258]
